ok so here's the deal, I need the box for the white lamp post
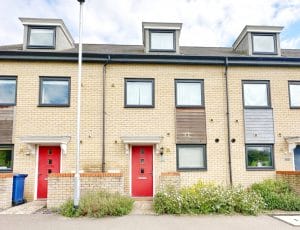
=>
[74,0,85,209]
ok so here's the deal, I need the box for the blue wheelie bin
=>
[12,174,28,205]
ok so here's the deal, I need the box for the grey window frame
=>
[124,78,155,108]
[242,80,271,108]
[0,145,13,172]
[27,26,56,49]
[251,33,277,55]
[176,144,207,171]
[175,79,204,108]
[245,144,274,171]
[39,76,71,107]
[0,76,17,106]
[288,81,300,109]
[149,30,176,52]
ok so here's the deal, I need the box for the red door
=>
[37,146,61,199]
[132,146,153,197]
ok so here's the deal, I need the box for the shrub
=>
[154,181,264,215]
[59,191,134,218]
[251,179,300,211]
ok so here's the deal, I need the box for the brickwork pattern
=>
[276,171,300,195]
[0,173,13,210]
[159,172,181,191]
[47,173,124,208]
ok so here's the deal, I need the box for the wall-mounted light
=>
[160,147,164,156]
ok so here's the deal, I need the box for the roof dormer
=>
[142,22,182,54]
[233,25,283,56]
[20,17,74,51]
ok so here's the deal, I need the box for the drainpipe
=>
[224,57,233,186]
[102,55,110,172]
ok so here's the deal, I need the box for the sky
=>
[1,0,300,49]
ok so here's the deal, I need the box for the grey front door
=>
[295,146,300,171]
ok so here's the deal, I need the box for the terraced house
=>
[0,17,299,208]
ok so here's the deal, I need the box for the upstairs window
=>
[0,77,17,106]
[243,81,270,108]
[175,79,204,107]
[28,27,55,48]
[39,77,70,107]
[252,33,276,54]
[0,145,13,172]
[125,79,154,107]
[289,81,300,108]
[150,30,175,51]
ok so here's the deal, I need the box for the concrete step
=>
[130,201,155,215]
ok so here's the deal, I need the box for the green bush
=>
[251,179,300,211]
[154,182,264,215]
[59,191,134,218]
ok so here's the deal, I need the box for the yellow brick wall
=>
[1,60,299,200]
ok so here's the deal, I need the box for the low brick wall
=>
[276,171,300,195]
[0,173,13,210]
[159,172,181,191]
[47,172,124,208]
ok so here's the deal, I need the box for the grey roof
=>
[0,43,299,58]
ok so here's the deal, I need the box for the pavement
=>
[0,200,298,230]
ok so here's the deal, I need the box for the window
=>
[28,27,55,48]
[176,145,206,170]
[150,30,175,51]
[246,145,274,170]
[252,33,276,54]
[175,80,204,107]
[243,81,270,108]
[0,77,17,105]
[125,79,154,107]
[39,77,70,106]
[0,145,13,171]
[289,81,300,108]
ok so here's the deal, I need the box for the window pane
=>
[29,28,55,47]
[151,32,174,50]
[41,80,69,105]
[0,148,12,170]
[178,146,205,169]
[244,83,268,106]
[247,146,273,168]
[177,82,202,106]
[253,35,275,53]
[290,84,300,107]
[0,79,16,104]
[126,81,153,106]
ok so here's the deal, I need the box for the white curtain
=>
[244,84,268,106]
[126,82,152,105]
[253,35,275,53]
[290,84,300,107]
[178,146,204,168]
[0,80,16,104]
[151,32,174,50]
[29,29,54,46]
[177,82,202,106]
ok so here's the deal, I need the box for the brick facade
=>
[276,171,300,195]
[0,173,13,210]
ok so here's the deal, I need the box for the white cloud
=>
[1,0,300,48]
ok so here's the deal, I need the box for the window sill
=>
[177,168,207,172]
[124,105,154,108]
[38,104,70,107]
[246,167,274,171]
[290,107,300,109]
[244,106,272,109]
[27,45,55,49]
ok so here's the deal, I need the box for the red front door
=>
[37,146,61,199]
[132,146,153,197]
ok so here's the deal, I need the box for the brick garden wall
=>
[159,172,181,191]
[276,171,300,195]
[47,172,124,208]
[0,173,13,210]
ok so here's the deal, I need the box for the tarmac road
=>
[0,213,296,230]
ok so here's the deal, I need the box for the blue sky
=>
[1,0,300,48]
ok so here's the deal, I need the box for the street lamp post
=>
[74,0,85,209]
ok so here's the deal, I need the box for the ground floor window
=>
[246,144,274,170]
[176,144,206,171]
[0,145,13,172]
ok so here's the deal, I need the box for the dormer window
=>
[150,30,175,52]
[28,26,56,48]
[252,33,276,54]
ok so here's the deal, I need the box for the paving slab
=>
[0,200,46,214]
[130,201,155,215]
